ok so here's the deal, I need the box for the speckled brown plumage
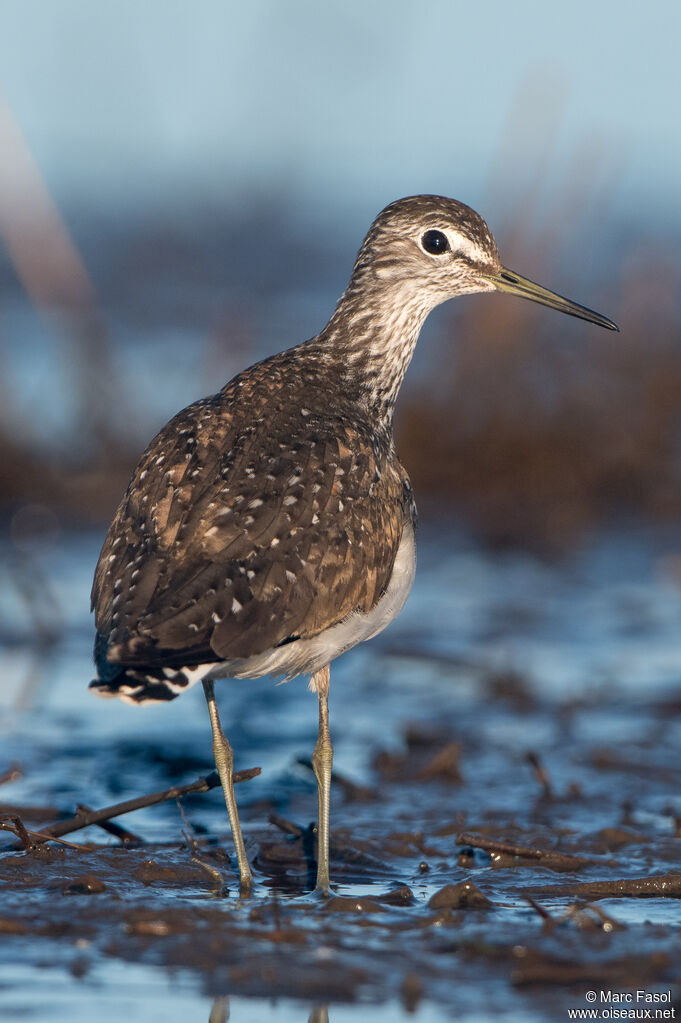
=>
[91,192,616,703]
[91,194,500,702]
[92,344,414,699]
[89,193,617,892]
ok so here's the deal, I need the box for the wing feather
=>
[93,363,411,677]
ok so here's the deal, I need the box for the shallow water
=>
[2,521,681,1021]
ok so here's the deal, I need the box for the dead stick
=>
[0,817,85,850]
[269,812,304,837]
[457,831,589,866]
[0,765,22,786]
[77,804,143,845]
[523,893,554,920]
[526,751,553,798]
[37,767,260,841]
[0,814,34,850]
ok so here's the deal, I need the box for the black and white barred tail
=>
[90,632,216,704]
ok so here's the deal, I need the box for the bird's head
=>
[351,194,618,331]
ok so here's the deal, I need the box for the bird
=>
[90,195,618,894]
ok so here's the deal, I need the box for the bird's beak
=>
[488,267,619,332]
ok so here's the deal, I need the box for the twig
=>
[587,903,627,931]
[0,765,22,786]
[0,815,83,850]
[76,803,142,845]
[296,757,375,801]
[523,893,554,920]
[34,767,260,843]
[457,831,596,870]
[191,856,227,891]
[528,872,681,901]
[269,812,304,837]
[526,751,553,798]
[0,814,33,850]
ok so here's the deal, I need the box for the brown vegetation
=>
[1,158,679,552]
[398,244,681,549]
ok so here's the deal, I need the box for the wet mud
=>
[2,525,681,1020]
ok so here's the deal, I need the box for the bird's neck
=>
[315,275,432,425]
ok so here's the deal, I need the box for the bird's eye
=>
[421,230,450,255]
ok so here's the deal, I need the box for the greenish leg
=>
[310,664,332,895]
[202,679,252,892]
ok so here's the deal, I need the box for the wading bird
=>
[91,195,617,893]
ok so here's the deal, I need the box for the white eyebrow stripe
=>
[445,230,484,261]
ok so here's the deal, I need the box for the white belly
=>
[209,520,416,684]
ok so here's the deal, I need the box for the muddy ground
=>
[1,524,681,1021]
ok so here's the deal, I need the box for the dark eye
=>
[421,229,450,255]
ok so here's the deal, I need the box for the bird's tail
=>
[90,631,212,704]
[89,666,184,704]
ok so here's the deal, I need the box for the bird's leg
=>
[310,664,332,895]
[202,679,252,892]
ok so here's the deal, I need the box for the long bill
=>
[489,267,619,332]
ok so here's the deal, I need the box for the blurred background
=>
[0,0,679,553]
